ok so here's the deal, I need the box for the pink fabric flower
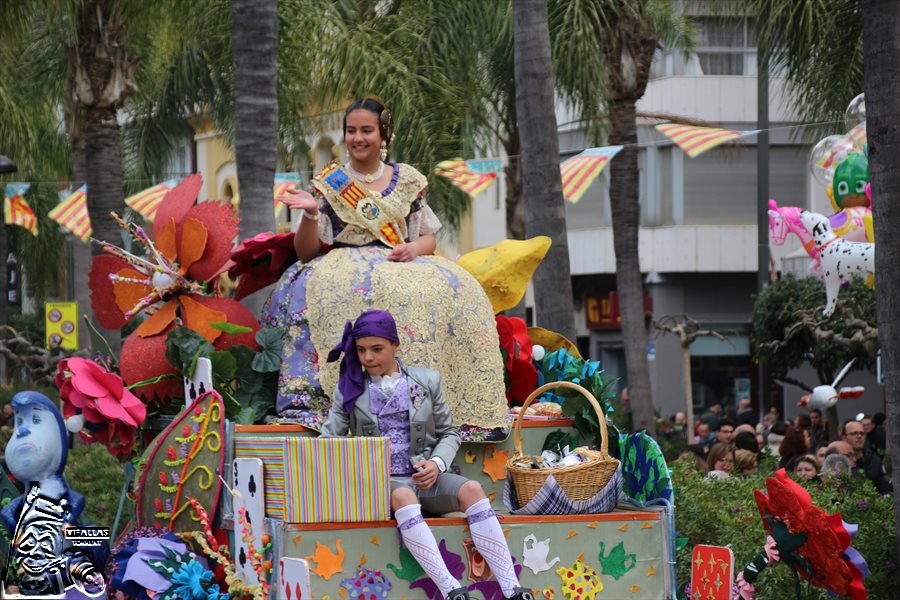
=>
[57,357,147,459]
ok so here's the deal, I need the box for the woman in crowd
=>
[706,442,735,479]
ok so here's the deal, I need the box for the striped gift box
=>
[284,437,391,523]
[233,436,286,519]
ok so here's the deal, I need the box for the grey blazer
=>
[320,363,461,469]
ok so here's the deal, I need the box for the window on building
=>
[693,17,756,76]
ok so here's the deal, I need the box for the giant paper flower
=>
[57,357,146,459]
[751,468,869,599]
[88,174,259,404]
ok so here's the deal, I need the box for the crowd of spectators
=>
[673,400,891,494]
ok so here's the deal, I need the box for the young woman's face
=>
[794,460,818,480]
[714,453,734,473]
[355,336,399,377]
[345,109,383,164]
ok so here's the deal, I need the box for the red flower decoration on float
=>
[753,468,869,599]
[87,174,259,405]
[495,315,538,405]
[226,231,298,300]
[57,357,147,459]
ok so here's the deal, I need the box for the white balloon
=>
[65,414,85,433]
[532,344,546,362]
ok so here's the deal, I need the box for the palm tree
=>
[569,2,691,435]
[231,0,279,241]
[230,0,279,314]
[861,0,900,559]
[512,0,575,341]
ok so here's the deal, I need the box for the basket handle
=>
[513,381,610,460]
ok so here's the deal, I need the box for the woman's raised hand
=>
[280,189,318,214]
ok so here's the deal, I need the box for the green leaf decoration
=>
[252,327,284,373]
[541,429,580,454]
[386,546,426,583]
[83,316,118,369]
[233,406,257,425]
[126,373,181,390]
[209,351,237,381]
[209,321,253,334]
[165,328,213,376]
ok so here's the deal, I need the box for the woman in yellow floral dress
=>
[263,98,508,438]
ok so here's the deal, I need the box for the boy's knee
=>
[458,480,486,508]
[391,486,417,509]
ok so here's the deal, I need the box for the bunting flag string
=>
[435,159,498,197]
[561,146,622,203]
[125,179,177,221]
[48,184,91,241]
[232,172,303,219]
[655,123,744,158]
[4,183,38,236]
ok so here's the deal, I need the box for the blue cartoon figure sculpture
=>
[1,391,106,597]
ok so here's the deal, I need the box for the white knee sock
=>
[466,498,519,597]
[396,503,461,596]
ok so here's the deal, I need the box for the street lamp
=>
[0,155,17,174]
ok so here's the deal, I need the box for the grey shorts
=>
[391,472,469,515]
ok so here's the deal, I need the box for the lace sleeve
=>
[406,191,442,241]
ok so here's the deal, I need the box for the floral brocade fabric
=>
[306,247,508,430]
[262,163,508,433]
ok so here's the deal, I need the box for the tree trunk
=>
[83,106,123,353]
[231,0,279,317]
[609,99,655,435]
[682,344,693,442]
[862,0,900,559]
[512,0,576,341]
[505,149,525,241]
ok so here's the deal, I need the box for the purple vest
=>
[368,375,414,476]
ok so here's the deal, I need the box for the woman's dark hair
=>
[795,413,811,429]
[733,430,759,454]
[343,97,394,146]
[778,425,809,468]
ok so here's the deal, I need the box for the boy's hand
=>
[411,459,440,490]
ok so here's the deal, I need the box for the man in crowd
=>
[808,408,828,447]
[716,418,736,445]
[843,419,890,495]
[735,398,755,427]
[695,422,715,451]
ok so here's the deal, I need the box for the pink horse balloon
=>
[767,200,872,273]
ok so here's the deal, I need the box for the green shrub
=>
[673,459,896,599]
[65,442,130,527]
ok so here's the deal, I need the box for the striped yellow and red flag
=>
[4,183,37,236]
[656,123,743,158]
[125,179,177,221]
[435,159,498,198]
[560,146,622,203]
[232,172,303,219]
[49,184,91,241]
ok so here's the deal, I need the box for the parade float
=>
[0,172,680,600]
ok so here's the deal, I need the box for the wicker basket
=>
[507,381,620,507]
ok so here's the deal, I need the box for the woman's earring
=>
[380,141,388,162]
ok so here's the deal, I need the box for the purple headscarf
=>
[326,309,400,412]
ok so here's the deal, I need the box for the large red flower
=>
[57,357,147,459]
[226,231,297,300]
[496,315,538,405]
[755,468,868,599]
[87,174,260,407]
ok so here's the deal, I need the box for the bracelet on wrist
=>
[301,208,319,221]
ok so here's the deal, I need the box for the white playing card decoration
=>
[232,458,266,584]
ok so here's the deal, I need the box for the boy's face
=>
[356,336,400,377]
